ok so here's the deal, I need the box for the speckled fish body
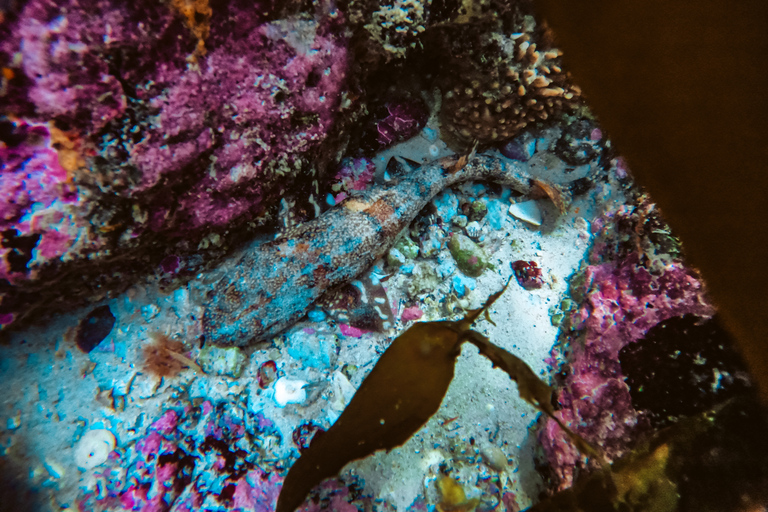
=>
[202,155,533,346]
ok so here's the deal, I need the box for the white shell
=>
[465,221,482,239]
[74,429,116,470]
[274,377,307,407]
[508,200,542,226]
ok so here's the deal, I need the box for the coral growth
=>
[435,18,581,145]
[366,0,431,60]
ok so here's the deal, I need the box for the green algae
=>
[448,233,491,277]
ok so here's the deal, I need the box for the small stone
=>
[485,199,508,230]
[508,200,542,227]
[511,260,544,289]
[286,328,338,369]
[341,363,358,382]
[448,234,490,277]
[499,133,536,161]
[274,377,307,407]
[197,345,246,378]
[384,156,420,181]
[76,305,116,353]
[257,360,278,388]
[432,190,459,224]
[329,371,356,413]
[387,247,407,268]
[452,274,476,297]
[401,306,424,322]
[452,215,468,228]
[481,445,509,472]
[307,308,326,322]
[394,235,419,260]
[468,200,488,222]
[419,226,443,258]
[407,262,441,297]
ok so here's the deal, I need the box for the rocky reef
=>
[2,2,759,512]
[537,195,755,490]
[0,0,353,329]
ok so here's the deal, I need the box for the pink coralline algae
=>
[0,120,81,286]
[77,399,379,511]
[360,97,429,153]
[122,9,350,234]
[0,0,351,329]
[78,400,282,512]
[328,157,376,205]
[539,204,715,490]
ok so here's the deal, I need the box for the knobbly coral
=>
[538,199,717,490]
[432,15,582,146]
[0,0,352,330]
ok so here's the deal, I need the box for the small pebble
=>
[448,234,490,277]
[307,309,326,322]
[273,378,307,407]
[257,360,278,388]
[452,215,468,228]
[76,306,116,353]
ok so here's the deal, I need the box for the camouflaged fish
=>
[202,154,535,347]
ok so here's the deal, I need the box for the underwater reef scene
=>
[1,0,766,511]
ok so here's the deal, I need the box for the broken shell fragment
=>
[274,377,307,407]
[74,429,116,470]
[508,200,543,226]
